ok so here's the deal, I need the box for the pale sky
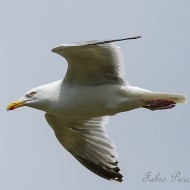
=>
[0,0,189,190]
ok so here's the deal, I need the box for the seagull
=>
[7,36,186,182]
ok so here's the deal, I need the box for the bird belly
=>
[48,84,144,117]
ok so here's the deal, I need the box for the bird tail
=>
[142,92,187,103]
[124,86,186,111]
[141,92,187,110]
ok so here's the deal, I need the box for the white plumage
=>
[7,36,186,182]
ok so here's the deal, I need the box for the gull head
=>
[7,88,44,111]
[7,82,60,112]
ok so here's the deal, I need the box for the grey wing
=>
[45,113,123,182]
[51,39,127,85]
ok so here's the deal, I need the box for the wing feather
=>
[52,39,127,85]
[45,113,123,182]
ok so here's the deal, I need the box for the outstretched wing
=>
[45,113,123,182]
[52,37,141,86]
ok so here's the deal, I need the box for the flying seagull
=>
[7,36,186,182]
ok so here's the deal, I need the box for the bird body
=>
[25,80,185,117]
[7,36,186,182]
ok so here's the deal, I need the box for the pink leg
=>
[143,100,176,111]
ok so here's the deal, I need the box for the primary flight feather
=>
[7,36,186,182]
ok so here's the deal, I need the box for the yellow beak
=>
[7,100,26,111]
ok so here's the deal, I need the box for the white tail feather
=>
[141,92,187,104]
[125,86,187,104]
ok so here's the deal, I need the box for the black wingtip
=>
[76,155,123,182]
[110,173,123,183]
[89,35,142,45]
[124,35,142,40]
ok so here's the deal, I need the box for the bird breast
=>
[48,84,125,117]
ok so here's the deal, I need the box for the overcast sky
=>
[0,0,189,190]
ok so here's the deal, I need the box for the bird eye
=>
[27,91,37,97]
[30,91,36,96]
